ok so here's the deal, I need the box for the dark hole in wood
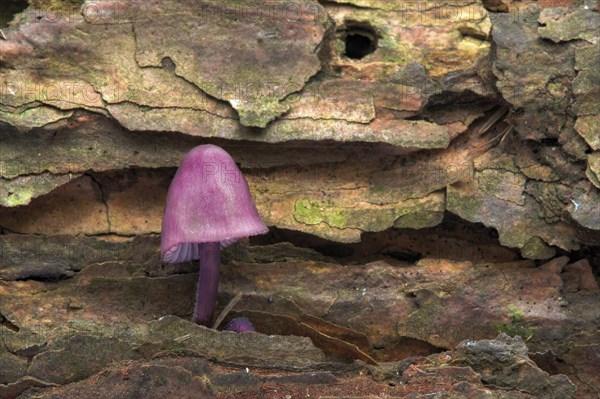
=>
[343,23,378,60]
[0,0,28,28]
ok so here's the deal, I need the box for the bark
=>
[0,0,599,397]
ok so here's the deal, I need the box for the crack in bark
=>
[318,0,384,12]
[0,170,81,181]
[108,100,237,120]
[0,312,20,333]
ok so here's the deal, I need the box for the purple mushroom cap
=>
[161,144,268,326]
[161,144,268,263]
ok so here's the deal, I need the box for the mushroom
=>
[161,144,268,326]
[224,317,256,333]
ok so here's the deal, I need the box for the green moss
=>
[326,211,347,229]
[323,204,393,230]
[378,35,411,64]
[235,99,289,128]
[294,193,446,232]
[447,189,483,220]
[294,198,323,225]
[293,198,348,228]
[496,305,534,340]
[507,305,525,322]
[2,189,33,207]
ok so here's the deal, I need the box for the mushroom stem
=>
[193,242,221,326]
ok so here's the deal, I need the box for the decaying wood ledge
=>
[1,0,598,258]
[0,0,599,398]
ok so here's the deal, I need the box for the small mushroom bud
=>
[224,317,256,333]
